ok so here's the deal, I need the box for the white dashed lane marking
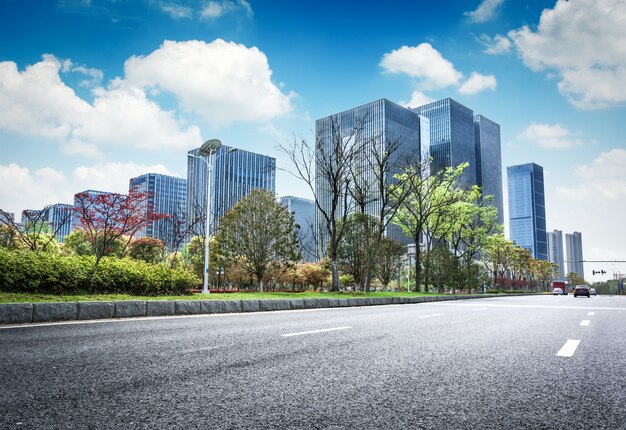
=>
[282,327,351,337]
[580,320,591,326]
[587,312,595,316]
[556,339,581,357]
[419,314,444,319]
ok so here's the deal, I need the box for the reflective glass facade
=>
[474,115,504,224]
[507,163,548,260]
[315,98,430,248]
[411,98,477,189]
[187,145,275,236]
[47,203,73,242]
[566,231,584,279]
[547,229,565,278]
[129,173,187,245]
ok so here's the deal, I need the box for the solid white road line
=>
[282,326,352,337]
[587,312,595,316]
[580,320,590,326]
[419,314,444,319]
[556,339,581,357]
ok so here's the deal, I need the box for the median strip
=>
[282,326,352,337]
[556,339,581,357]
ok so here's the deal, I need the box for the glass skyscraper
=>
[411,99,504,224]
[547,229,565,278]
[566,231,584,279]
[474,114,504,225]
[187,145,276,236]
[507,163,548,260]
[315,98,430,247]
[129,173,187,245]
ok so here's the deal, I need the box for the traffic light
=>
[592,270,606,275]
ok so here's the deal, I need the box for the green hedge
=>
[0,248,198,296]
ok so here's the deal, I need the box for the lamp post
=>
[188,140,237,294]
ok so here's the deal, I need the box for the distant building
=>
[129,173,187,247]
[507,163,548,260]
[547,229,565,278]
[47,203,73,242]
[566,231,584,279]
[186,145,276,237]
[411,98,504,224]
[280,196,316,262]
[315,98,430,248]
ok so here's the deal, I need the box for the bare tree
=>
[0,206,72,253]
[354,135,416,292]
[277,116,361,291]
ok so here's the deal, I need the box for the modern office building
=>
[129,173,187,246]
[411,98,477,187]
[47,203,73,242]
[474,115,504,225]
[187,145,276,237]
[315,98,430,247]
[547,229,565,278]
[280,195,316,262]
[411,99,504,224]
[507,163,548,260]
[566,231,584,279]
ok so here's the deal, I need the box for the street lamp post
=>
[188,140,237,295]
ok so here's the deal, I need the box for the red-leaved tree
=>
[73,190,168,265]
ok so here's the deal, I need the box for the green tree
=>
[217,189,299,292]
[393,162,466,292]
[63,229,125,258]
[374,237,406,292]
[566,271,586,286]
[337,213,379,291]
[128,237,165,264]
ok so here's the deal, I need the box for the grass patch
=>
[0,290,445,304]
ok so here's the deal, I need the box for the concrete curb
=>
[0,294,530,325]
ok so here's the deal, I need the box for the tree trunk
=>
[331,260,340,292]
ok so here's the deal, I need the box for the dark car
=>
[574,285,590,298]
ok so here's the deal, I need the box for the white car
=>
[552,288,564,295]
[590,288,597,296]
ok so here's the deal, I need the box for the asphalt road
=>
[1,294,625,429]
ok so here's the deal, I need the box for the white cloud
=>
[458,72,497,95]
[161,4,193,19]
[380,43,463,90]
[0,162,174,214]
[478,34,512,55]
[400,90,435,109]
[0,55,202,157]
[381,43,498,100]
[200,0,253,19]
[124,39,293,126]
[464,0,505,23]
[518,123,586,149]
[508,0,626,109]
[0,40,292,156]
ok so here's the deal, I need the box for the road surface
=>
[1,294,625,429]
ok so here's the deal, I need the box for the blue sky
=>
[1,0,625,281]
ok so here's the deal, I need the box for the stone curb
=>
[0,294,529,325]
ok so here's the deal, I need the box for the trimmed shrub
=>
[0,248,198,296]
